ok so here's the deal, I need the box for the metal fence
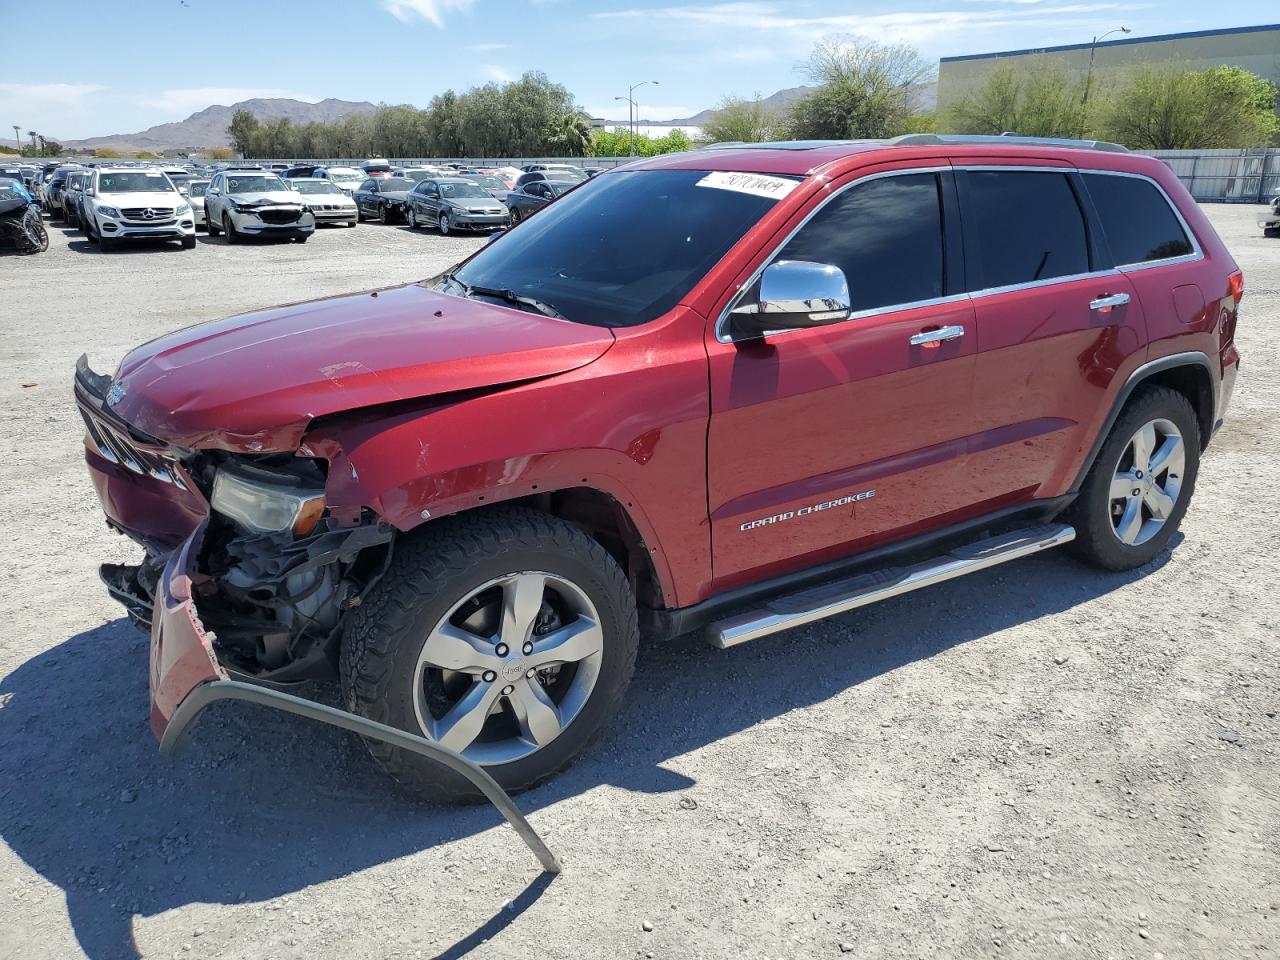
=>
[1142,149,1280,203]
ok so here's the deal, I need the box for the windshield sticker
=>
[696,171,798,200]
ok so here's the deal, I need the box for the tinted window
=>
[1083,173,1193,265]
[450,169,790,328]
[775,173,945,312]
[965,171,1088,289]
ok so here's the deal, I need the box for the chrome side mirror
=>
[729,260,852,341]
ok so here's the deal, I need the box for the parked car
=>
[187,179,210,229]
[75,135,1241,803]
[360,158,393,178]
[463,173,511,203]
[289,177,358,227]
[283,164,322,179]
[45,164,84,220]
[352,176,414,224]
[404,177,510,233]
[81,167,196,251]
[1260,194,1280,236]
[205,170,314,243]
[504,178,574,222]
[163,167,194,196]
[392,167,442,183]
[523,163,587,182]
[312,165,365,195]
[63,170,92,228]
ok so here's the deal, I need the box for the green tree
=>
[945,59,1088,138]
[701,95,782,143]
[548,112,594,156]
[1095,64,1279,149]
[787,36,934,140]
[226,109,261,157]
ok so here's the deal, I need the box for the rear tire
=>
[340,507,639,802]
[1063,385,1200,571]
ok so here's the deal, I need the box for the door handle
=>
[1089,292,1131,312]
[909,325,966,348]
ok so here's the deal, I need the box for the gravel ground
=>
[0,206,1276,960]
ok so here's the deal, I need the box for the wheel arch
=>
[406,487,667,615]
[1071,351,1216,493]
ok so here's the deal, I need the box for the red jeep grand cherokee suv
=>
[75,135,1242,800]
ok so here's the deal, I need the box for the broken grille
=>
[80,408,187,489]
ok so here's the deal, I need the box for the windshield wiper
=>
[443,274,565,320]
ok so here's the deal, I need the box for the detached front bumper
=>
[146,523,560,873]
[148,521,224,739]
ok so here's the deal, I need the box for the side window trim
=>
[1069,169,1116,272]
[1078,169,1204,272]
[713,165,955,343]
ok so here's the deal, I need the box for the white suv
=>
[205,170,315,244]
[83,168,196,251]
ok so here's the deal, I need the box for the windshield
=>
[327,170,363,183]
[0,178,32,202]
[226,175,288,193]
[293,180,342,194]
[188,181,209,197]
[166,172,191,186]
[99,171,174,194]
[447,169,793,328]
[440,181,489,199]
[379,178,414,192]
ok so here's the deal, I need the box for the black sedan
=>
[352,176,415,224]
[504,179,575,223]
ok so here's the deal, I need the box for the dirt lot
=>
[0,206,1276,960]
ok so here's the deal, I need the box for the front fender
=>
[302,311,714,607]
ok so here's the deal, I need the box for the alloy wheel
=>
[1109,417,1185,546]
[411,571,604,765]
[439,213,450,235]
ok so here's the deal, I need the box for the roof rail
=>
[890,133,1130,153]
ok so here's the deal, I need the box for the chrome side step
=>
[707,523,1075,649]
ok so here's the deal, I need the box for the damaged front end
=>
[80,353,396,690]
[77,357,560,868]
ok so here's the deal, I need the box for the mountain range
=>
[58,81,938,153]
[61,98,377,154]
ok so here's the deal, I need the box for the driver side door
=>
[705,166,981,590]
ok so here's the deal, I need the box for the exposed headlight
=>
[97,205,121,218]
[211,468,325,536]
[175,203,191,215]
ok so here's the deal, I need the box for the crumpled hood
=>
[107,283,615,452]
[228,190,303,206]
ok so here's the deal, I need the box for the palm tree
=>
[548,112,594,157]
[27,130,36,152]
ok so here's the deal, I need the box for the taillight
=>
[1228,270,1244,303]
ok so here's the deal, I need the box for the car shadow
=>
[0,539,1176,959]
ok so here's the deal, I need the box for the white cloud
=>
[482,64,515,82]
[382,0,475,27]
[0,81,105,110]
[137,87,317,115]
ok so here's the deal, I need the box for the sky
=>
[1,0,1274,141]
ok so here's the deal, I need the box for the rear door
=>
[958,165,1146,506]
[705,165,980,590]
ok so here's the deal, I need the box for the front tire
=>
[340,507,639,801]
[1064,385,1200,571]
[406,206,418,229]
[438,212,451,235]
[181,235,196,250]
[223,213,238,244]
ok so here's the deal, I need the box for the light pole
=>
[615,80,659,157]
[1082,26,1129,105]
